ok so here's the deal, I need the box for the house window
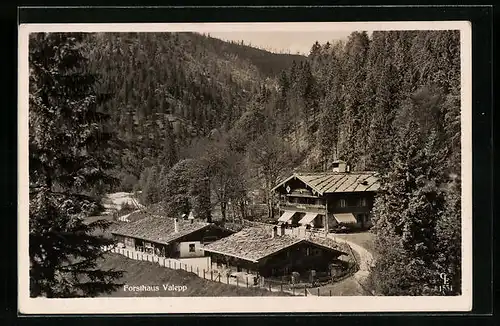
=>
[124,238,134,247]
[189,244,196,252]
[306,247,310,256]
[314,249,322,256]
[339,199,347,208]
[359,197,367,207]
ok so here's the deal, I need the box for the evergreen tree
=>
[309,41,322,57]
[29,32,122,297]
[162,159,195,218]
[365,61,397,172]
[140,165,161,205]
[135,164,150,192]
[337,31,370,167]
[370,98,447,295]
[435,174,461,294]
[189,170,213,223]
[160,120,178,168]
[301,61,320,139]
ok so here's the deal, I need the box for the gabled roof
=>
[110,212,211,245]
[203,225,347,263]
[272,171,380,195]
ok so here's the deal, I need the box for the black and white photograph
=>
[18,21,472,313]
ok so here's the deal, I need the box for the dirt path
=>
[326,234,374,294]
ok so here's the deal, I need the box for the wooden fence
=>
[104,235,359,297]
[106,246,327,296]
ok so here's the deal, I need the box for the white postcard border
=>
[18,21,473,314]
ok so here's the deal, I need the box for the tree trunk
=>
[220,202,227,223]
[267,192,275,220]
[239,201,246,220]
[295,124,300,153]
[231,202,236,222]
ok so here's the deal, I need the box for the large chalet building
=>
[272,161,380,231]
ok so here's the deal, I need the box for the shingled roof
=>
[272,171,380,195]
[203,225,347,263]
[110,212,210,245]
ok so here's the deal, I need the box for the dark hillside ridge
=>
[195,32,307,77]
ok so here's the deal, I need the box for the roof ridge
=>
[296,171,377,175]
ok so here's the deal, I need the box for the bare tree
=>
[247,132,296,219]
[201,139,248,223]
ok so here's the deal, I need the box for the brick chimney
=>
[271,225,278,238]
[332,160,349,173]
[174,218,179,233]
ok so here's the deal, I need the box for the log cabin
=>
[110,212,234,258]
[272,161,380,232]
[203,224,347,282]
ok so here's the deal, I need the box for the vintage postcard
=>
[18,21,472,314]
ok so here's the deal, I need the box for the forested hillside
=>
[271,31,460,175]
[86,32,305,188]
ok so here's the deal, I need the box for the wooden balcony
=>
[280,203,326,214]
[329,206,371,214]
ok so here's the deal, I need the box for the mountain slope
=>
[86,32,305,180]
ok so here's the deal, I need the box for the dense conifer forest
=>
[29,30,461,297]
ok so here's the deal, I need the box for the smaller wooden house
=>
[203,225,347,280]
[110,212,234,258]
